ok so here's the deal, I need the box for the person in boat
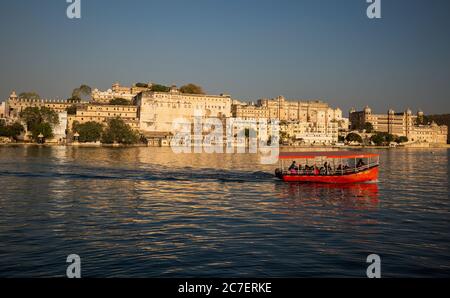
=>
[297,164,303,175]
[343,164,350,173]
[288,161,298,174]
[313,166,319,175]
[323,162,331,175]
[357,159,365,169]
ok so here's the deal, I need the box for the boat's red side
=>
[282,167,379,183]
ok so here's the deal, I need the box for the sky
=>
[0,0,449,115]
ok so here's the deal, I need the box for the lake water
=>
[0,146,449,277]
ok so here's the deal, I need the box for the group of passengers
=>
[287,159,366,176]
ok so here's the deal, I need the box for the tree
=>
[179,83,205,95]
[32,122,53,140]
[18,92,40,100]
[135,83,149,88]
[370,132,396,146]
[0,121,24,139]
[395,136,408,143]
[73,121,103,143]
[345,133,363,143]
[71,85,92,101]
[109,98,130,105]
[8,122,25,139]
[385,133,395,143]
[101,118,139,144]
[150,84,170,92]
[364,122,374,133]
[370,133,384,146]
[19,107,59,141]
[66,105,77,115]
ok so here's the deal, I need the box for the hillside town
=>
[0,82,448,147]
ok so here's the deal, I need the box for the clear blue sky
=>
[1,0,449,115]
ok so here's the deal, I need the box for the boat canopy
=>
[279,151,379,159]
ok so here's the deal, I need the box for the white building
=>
[0,101,5,119]
[50,112,68,143]
[281,121,339,145]
[135,86,232,134]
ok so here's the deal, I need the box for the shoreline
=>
[2,142,449,149]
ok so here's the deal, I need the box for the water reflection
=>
[279,182,379,210]
[0,146,449,277]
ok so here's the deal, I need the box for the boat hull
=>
[280,167,379,184]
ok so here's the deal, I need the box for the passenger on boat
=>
[357,159,365,168]
[313,166,319,175]
[323,162,332,175]
[288,161,298,174]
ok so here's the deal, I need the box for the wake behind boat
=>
[275,151,379,183]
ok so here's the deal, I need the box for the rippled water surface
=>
[0,146,449,277]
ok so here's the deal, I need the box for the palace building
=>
[91,82,152,104]
[231,96,348,145]
[232,96,347,127]
[67,104,140,131]
[349,106,448,144]
[4,91,72,119]
[135,85,232,135]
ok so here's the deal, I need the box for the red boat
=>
[275,151,379,183]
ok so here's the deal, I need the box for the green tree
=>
[370,133,384,146]
[395,136,408,143]
[364,122,374,133]
[385,133,395,143]
[32,123,53,140]
[109,98,130,105]
[73,121,104,143]
[150,84,170,92]
[8,122,25,139]
[345,133,363,143]
[66,105,77,115]
[101,118,139,144]
[18,92,40,100]
[19,107,59,141]
[0,121,24,139]
[135,83,149,88]
[179,83,205,95]
[71,84,92,101]
[370,132,396,146]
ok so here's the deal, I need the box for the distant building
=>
[232,96,348,127]
[280,121,339,145]
[67,104,139,131]
[231,96,346,145]
[5,91,72,119]
[135,85,232,135]
[232,103,269,120]
[50,112,68,143]
[91,82,152,104]
[0,101,5,119]
[349,106,448,144]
